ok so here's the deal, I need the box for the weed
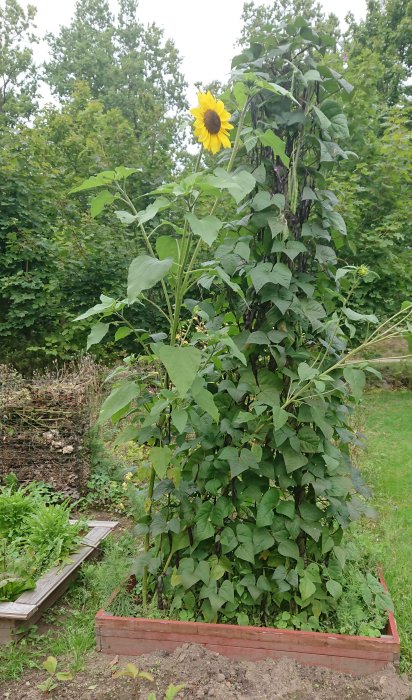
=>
[36,656,73,693]
[113,663,185,700]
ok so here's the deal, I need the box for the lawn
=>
[356,389,412,672]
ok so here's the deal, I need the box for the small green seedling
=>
[37,656,73,693]
[113,664,184,699]
[147,683,186,700]
[113,662,154,682]
[113,662,154,698]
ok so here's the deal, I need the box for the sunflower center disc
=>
[204,109,221,135]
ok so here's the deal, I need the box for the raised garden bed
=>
[0,519,117,643]
[95,571,399,677]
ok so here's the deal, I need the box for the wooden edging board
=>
[95,570,400,677]
[0,519,118,644]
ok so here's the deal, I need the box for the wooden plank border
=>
[0,519,118,644]
[95,570,400,677]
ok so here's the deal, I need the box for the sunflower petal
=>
[210,135,222,154]
[219,132,231,149]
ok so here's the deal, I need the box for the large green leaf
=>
[205,168,256,204]
[235,541,255,564]
[127,255,173,303]
[272,406,289,430]
[300,576,316,600]
[154,344,201,397]
[97,381,140,424]
[70,170,116,193]
[86,321,109,349]
[276,500,295,519]
[194,503,215,542]
[299,502,323,522]
[256,488,279,527]
[321,100,349,139]
[149,446,172,478]
[297,362,318,381]
[282,445,308,473]
[192,384,219,422]
[75,294,115,321]
[250,262,292,292]
[137,196,169,225]
[313,106,331,132]
[343,308,378,323]
[254,77,299,104]
[252,191,285,211]
[219,527,238,553]
[171,408,188,433]
[323,210,347,236]
[114,210,136,224]
[257,130,290,167]
[219,580,235,603]
[221,447,259,478]
[90,189,114,218]
[326,579,343,599]
[186,213,223,246]
[156,236,179,264]
[343,367,365,401]
[278,539,300,560]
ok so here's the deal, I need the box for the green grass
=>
[356,389,412,672]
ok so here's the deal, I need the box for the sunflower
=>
[190,91,234,154]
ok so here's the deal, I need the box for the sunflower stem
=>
[170,145,203,346]
[182,100,249,294]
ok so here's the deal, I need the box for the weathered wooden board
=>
[95,571,400,677]
[0,520,117,644]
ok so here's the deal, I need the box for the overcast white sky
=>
[22,0,367,102]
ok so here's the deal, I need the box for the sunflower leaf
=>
[186,214,223,246]
[127,255,173,302]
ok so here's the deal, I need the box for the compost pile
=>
[0,359,100,497]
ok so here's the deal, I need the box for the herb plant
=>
[23,502,85,572]
[74,19,411,632]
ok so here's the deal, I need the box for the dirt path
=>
[1,644,412,700]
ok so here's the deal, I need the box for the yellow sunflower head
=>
[190,91,234,155]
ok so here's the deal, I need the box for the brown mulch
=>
[1,644,412,700]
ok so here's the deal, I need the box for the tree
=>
[345,0,412,106]
[331,0,412,313]
[0,126,61,369]
[238,0,340,47]
[0,0,39,124]
[45,0,187,166]
[0,85,164,370]
[333,105,412,314]
[45,0,115,101]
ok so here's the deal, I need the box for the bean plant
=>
[74,19,412,628]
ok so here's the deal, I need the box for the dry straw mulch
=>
[0,358,101,497]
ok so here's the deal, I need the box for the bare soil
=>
[1,644,412,700]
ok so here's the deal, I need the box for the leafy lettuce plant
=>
[0,484,86,601]
[73,18,411,628]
